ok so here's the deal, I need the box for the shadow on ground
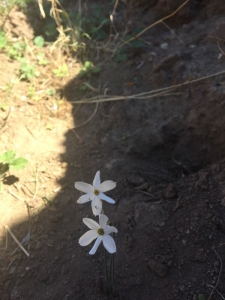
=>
[1,1,225,299]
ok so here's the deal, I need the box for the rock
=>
[164,183,177,199]
[148,259,168,277]
[195,172,208,189]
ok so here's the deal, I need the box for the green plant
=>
[46,88,55,96]
[114,49,128,63]
[7,42,26,59]
[0,30,7,49]
[198,294,205,300]
[27,85,41,101]
[81,4,111,40]
[37,52,49,65]
[18,57,40,81]
[0,150,28,192]
[78,61,100,79]
[0,0,33,16]
[0,103,8,111]
[34,36,45,48]
[53,64,68,77]
[115,28,144,63]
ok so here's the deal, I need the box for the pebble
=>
[160,43,168,49]
[164,183,177,199]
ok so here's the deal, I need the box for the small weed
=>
[198,294,205,300]
[34,36,45,48]
[37,52,49,66]
[0,103,8,111]
[46,88,55,96]
[121,132,131,140]
[0,150,28,192]
[53,64,68,77]
[8,42,26,59]
[46,124,53,130]
[27,86,41,101]
[81,4,111,40]
[18,57,40,81]
[0,30,7,48]
[114,50,128,63]
[78,61,100,79]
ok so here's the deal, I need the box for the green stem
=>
[104,248,109,293]
[111,253,115,293]
[109,253,112,297]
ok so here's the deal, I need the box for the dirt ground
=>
[1,0,225,299]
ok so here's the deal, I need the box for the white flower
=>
[79,214,118,255]
[75,170,116,216]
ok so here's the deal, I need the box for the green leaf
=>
[130,40,143,48]
[13,42,26,51]
[0,31,7,49]
[114,53,128,63]
[0,150,16,164]
[46,88,55,96]
[34,36,45,48]
[10,158,28,170]
[84,61,92,69]
[198,294,205,300]
[44,23,58,37]
[91,67,100,73]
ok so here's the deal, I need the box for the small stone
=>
[160,43,168,49]
[61,162,68,168]
[164,183,177,199]
[179,285,185,292]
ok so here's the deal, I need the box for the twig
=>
[207,247,223,300]
[206,284,225,300]
[8,188,24,202]
[117,0,189,50]
[0,106,11,130]
[217,41,225,56]
[109,0,119,36]
[4,225,29,257]
[32,165,38,202]
[161,21,184,44]
[70,69,225,104]
[74,102,99,128]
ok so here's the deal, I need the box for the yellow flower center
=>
[94,189,99,196]
[98,228,104,235]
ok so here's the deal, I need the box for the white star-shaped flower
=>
[79,214,118,255]
[75,170,116,216]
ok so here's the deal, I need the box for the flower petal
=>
[77,192,93,204]
[75,182,94,193]
[100,180,116,192]
[99,192,115,204]
[93,171,101,190]
[89,236,102,255]
[99,214,108,228]
[104,225,118,235]
[103,234,117,253]
[79,230,98,246]
[83,218,100,230]
[91,196,102,216]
